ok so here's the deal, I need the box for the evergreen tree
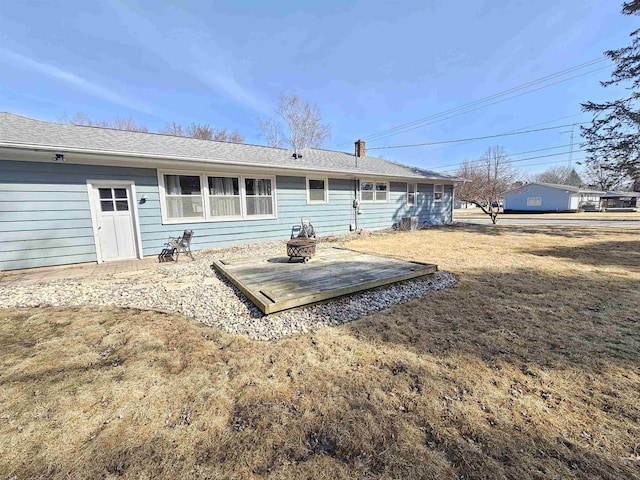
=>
[581,1,640,179]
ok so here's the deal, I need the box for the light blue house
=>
[0,113,460,271]
[503,182,603,213]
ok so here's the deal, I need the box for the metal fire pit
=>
[287,237,317,262]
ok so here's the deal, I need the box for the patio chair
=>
[291,218,316,239]
[164,229,195,262]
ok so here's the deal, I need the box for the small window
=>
[100,200,115,212]
[115,200,129,211]
[375,182,388,202]
[527,196,542,207]
[360,181,374,202]
[208,176,241,217]
[407,183,417,205]
[360,180,389,203]
[245,178,274,216]
[434,184,444,202]
[307,178,328,203]
[163,174,204,220]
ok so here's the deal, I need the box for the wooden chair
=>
[165,229,194,262]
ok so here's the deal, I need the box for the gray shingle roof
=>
[0,112,458,181]
[518,182,604,195]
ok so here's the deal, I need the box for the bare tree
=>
[530,165,582,186]
[455,146,519,224]
[256,117,284,148]
[59,111,148,132]
[161,121,244,143]
[226,130,244,143]
[160,121,185,136]
[186,123,215,140]
[257,94,331,153]
[584,162,629,191]
[212,128,244,143]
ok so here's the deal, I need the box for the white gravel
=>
[0,237,458,340]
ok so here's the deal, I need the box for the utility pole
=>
[568,124,575,171]
[560,124,575,171]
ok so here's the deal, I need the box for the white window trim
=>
[434,184,444,203]
[306,176,329,204]
[208,175,244,221]
[359,179,390,203]
[407,182,417,206]
[157,169,278,224]
[527,196,542,207]
[86,179,144,263]
[243,176,278,220]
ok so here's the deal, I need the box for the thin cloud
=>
[190,47,271,115]
[0,47,153,114]
[107,0,270,115]
[197,70,272,115]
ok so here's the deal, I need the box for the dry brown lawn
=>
[1,224,639,479]
[454,209,640,221]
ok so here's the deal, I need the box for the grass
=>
[1,224,639,479]
[454,209,640,221]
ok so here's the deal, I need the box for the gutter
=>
[0,141,465,184]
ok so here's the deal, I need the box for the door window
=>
[99,188,129,212]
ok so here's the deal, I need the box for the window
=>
[360,180,389,203]
[376,182,388,202]
[360,181,374,202]
[434,184,444,202]
[164,175,204,219]
[208,176,241,218]
[160,171,276,223]
[307,178,328,203]
[245,178,273,216]
[527,196,542,207]
[407,183,417,205]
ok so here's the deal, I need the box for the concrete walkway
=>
[0,256,164,286]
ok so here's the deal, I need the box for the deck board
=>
[211,247,437,314]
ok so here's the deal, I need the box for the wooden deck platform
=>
[211,247,437,314]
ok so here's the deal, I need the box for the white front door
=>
[93,185,138,261]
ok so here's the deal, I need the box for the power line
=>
[436,150,587,174]
[415,113,587,156]
[367,122,589,150]
[499,157,587,171]
[332,57,608,148]
[361,61,608,143]
[508,143,574,156]
[364,66,609,144]
[429,143,574,170]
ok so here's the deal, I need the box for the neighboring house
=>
[503,182,604,213]
[0,113,461,271]
[454,200,477,209]
[600,191,640,211]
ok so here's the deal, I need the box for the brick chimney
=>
[355,139,366,158]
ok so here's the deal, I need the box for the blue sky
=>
[0,0,634,177]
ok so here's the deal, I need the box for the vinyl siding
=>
[0,160,157,270]
[503,184,573,212]
[0,159,454,270]
[357,182,452,230]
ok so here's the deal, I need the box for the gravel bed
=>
[0,237,458,340]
